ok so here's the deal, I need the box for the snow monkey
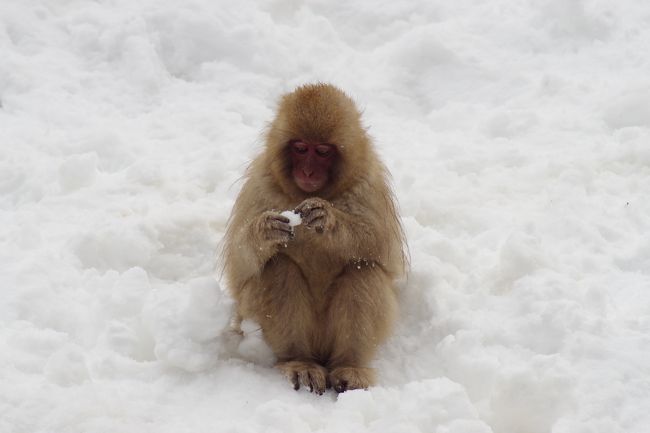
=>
[222,83,406,394]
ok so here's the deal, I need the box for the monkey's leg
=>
[325,265,398,392]
[257,255,327,394]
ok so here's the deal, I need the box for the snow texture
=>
[1,1,650,433]
[281,210,303,227]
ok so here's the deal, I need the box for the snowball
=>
[280,210,302,227]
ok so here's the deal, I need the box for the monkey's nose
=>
[303,168,313,177]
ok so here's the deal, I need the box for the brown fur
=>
[222,83,407,393]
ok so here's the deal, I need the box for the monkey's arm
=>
[224,209,293,287]
[295,197,397,271]
[328,208,389,264]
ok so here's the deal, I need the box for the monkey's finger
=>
[295,201,324,216]
[263,212,290,224]
[296,203,323,212]
[333,379,348,393]
[268,229,293,243]
[291,372,300,391]
[269,214,290,224]
[304,216,329,233]
[302,209,327,225]
[297,370,311,392]
[269,220,293,233]
[307,372,314,393]
[266,227,292,239]
[305,216,325,229]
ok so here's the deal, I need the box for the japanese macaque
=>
[222,83,406,394]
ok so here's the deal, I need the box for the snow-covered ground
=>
[2,1,650,432]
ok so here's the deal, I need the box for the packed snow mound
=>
[2,1,650,433]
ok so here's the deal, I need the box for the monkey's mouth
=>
[294,174,327,193]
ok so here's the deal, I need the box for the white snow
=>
[1,1,650,433]
[281,210,303,227]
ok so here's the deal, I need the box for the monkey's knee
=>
[276,360,328,395]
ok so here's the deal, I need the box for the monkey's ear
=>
[265,121,300,198]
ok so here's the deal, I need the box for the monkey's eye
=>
[315,144,333,157]
[291,142,308,154]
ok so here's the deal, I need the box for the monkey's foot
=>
[328,367,375,393]
[276,361,328,395]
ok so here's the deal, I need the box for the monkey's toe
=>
[333,379,348,393]
[276,361,328,395]
[328,367,375,393]
[291,372,300,390]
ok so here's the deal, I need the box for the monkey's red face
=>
[290,141,336,193]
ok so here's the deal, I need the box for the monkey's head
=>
[265,83,372,198]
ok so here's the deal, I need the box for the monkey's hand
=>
[255,211,294,249]
[295,198,335,234]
